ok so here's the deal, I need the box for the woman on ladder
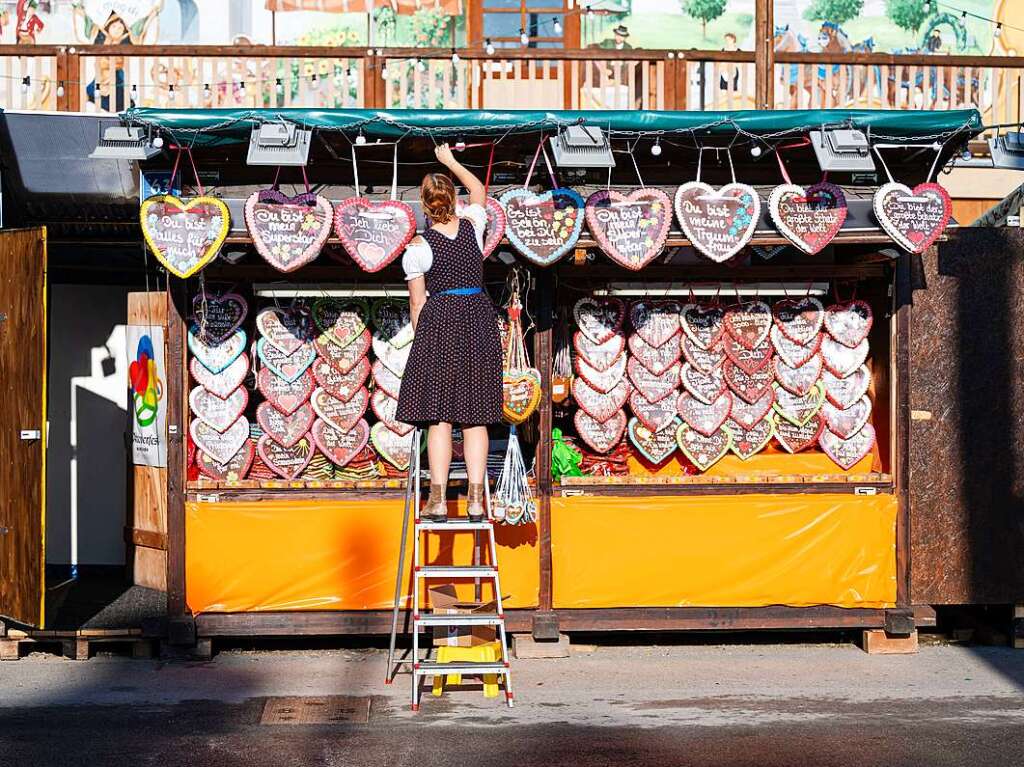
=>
[396,143,503,523]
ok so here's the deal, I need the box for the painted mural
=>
[0,0,1016,54]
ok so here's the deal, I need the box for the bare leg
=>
[463,425,489,520]
[462,426,489,485]
[427,422,452,487]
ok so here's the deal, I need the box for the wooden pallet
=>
[0,627,155,661]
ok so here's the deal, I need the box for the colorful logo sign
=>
[129,334,162,427]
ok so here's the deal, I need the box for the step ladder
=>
[385,428,514,711]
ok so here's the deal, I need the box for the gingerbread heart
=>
[140,195,229,279]
[256,307,309,356]
[822,395,872,439]
[574,332,625,372]
[333,197,416,273]
[773,354,823,397]
[314,329,371,374]
[255,337,316,383]
[574,297,625,345]
[574,409,627,454]
[628,416,680,464]
[257,367,314,415]
[257,432,315,480]
[680,362,726,405]
[190,352,250,399]
[312,386,369,432]
[682,336,726,374]
[371,390,414,437]
[628,359,680,403]
[372,336,411,378]
[630,299,682,347]
[773,412,825,454]
[628,333,682,376]
[773,297,824,345]
[771,326,821,368]
[189,385,248,433]
[312,298,368,349]
[313,357,371,402]
[729,387,775,430]
[819,423,876,470]
[724,301,772,350]
[196,438,254,482]
[372,360,403,399]
[822,364,871,409]
[677,390,732,437]
[459,197,507,259]
[676,423,731,471]
[574,375,630,423]
[824,300,873,348]
[188,328,246,375]
[500,187,584,266]
[723,360,773,404]
[773,382,825,426]
[313,417,370,468]
[726,417,774,460]
[680,304,726,350]
[821,336,869,378]
[191,291,247,345]
[576,352,627,394]
[503,369,543,424]
[674,182,761,263]
[722,336,773,375]
[629,389,679,433]
[873,182,951,254]
[245,191,333,272]
[768,182,847,255]
[585,188,673,270]
[371,299,414,349]
[370,421,416,470]
[190,416,249,465]
[256,401,315,448]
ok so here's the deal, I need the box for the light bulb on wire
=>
[995,22,1003,38]
[355,130,367,145]
[381,64,390,79]
[152,136,164,149]
[553,17,563,35]
[451,47,460,64]
[56,81,65,98]
[168,84,176,103]
[203,83,212,100]
[750,144,762,158]
[416,57,426,72]
[961,146,972,160]
[650,139,662,157]
[485,38,495,56]
[276,78,284,95]
[520,28,529,46]
[20,75,29,94]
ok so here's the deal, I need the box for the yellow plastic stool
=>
[431,641,502,699]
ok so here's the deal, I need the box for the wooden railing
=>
[0,45,1017,130]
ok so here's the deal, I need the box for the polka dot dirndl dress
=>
[396,217,503,428]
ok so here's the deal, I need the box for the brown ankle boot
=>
[467,483,487,522]
[422,484,447,523]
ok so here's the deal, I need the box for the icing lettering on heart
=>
[676,423,731,471]
[314,329,370,374]
[628,333,682,376]
[191,292,247,345]
[574,409,627,454]
[821,336,869,378]
[574,297,625,344]
[630,299,682,348]
[245,191,332,273]
[677,390,732,437]
[189,385,248,433]
[768,182,847,255]
[824,300,873,348]
[312,386,369,432]
[256,401,315,448]
[773,382,825,426]
[680,304,726,350]
[188,328,246,375]
[773,297,824,345]
[258,432,315,480]
[190,353,250,399]
[723,360,774,404]
[500,187,584,266]
[333,197,416,272]
[576,352,627,394]
[313,357,371,402]
[682,336,725,374]
[628,359,680,403]
[255,337,316,383]
[312,417,370,468]
[371,299,414,349]
[574,375,630,423]
[819,423,876,470]
[190,416,249,465]
[371,390,414,437]
[503,369,543,424]
[312,298,369,349]
[770,325,821,368]
[822,364,871,409]
[724,301,773,350]
[256,306,309,356]
[371,421,416,470]
[372,336,411,378]
[728,387,775,430]
[629,389,679,433]
[628,416,680,465]
[140,195,230,279]
[674,182,761,263]
[574,332,626,372]
[196,438,253,482]
[725,417,775,460]
[873,182,951,254]
[585,188,673,271]
[257,367,314,416]
[372,360,404,400]
[773,412,825,454]
[822,395,872,439]
[773,353,823,397]
[722,336,773,376]
[680,362,726,404]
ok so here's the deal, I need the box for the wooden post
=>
[754,0,774,109]
[532,269,557,640]
[894,255,913,609]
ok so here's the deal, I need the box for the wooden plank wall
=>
[127,292,168,592]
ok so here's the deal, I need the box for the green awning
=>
[121,107,982,147]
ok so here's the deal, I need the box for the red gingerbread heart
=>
[313,417,370,468]
[257,432,315,480]
[574,297,625,345]
[333,197,416,273]
[313,357,371,402]
[629,299,682,347]
[628,358,680,403]
[585,188,673,271]
[773,412,825,454]
[256,401,315,448]
[628,333,682,376]
[190,353,250,399]
[773,354,823,397]
[722,336,772,375]
[257,367,314,416]
[573,375,631,423]
[723,360,773,404]
[768,182,847,255]
[313,328,371,373]
[724,300,772,350]
[196,438,254,482]
[729,387,775,430]
[819,423,875,470]
[682,336,725,374]
[574,332,626,373]
[574,409,627,454]
[773,297,824,345]
[677,390,732,437]
[629,389,679,433]
[824,300,873,348]
[680,304,726,350]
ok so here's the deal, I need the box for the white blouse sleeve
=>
[460,203,488,252]
[401,238,433,281]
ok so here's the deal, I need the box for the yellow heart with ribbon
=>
[503,368,542,425]
[140,194,230,279]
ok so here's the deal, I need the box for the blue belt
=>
[434,287,481,296]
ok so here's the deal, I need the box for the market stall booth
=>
[122,107,979,645]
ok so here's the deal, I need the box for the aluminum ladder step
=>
[414,662,510,676]
[416,520,492,532]
[414,613,504,627]
[414,565,497,578]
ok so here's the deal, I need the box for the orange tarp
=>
[551,493,897,609]
[185,498,539,614]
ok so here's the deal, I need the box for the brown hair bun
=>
[421,173,456,225]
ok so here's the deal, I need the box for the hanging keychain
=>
[674,146,760,264]
[333,138,416,272]
[501,271,542,425]
[499,134,584,266]
[871,141,952,254]
[140,145,231,279]
[766,138,848,256]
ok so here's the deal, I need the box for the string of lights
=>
[924,0,1023,38]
